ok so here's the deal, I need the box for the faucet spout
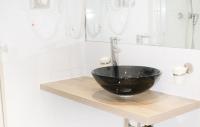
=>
[110,37,120,66]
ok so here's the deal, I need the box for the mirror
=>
[86,0,200,50]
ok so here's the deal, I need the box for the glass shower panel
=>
[160,0,189,48]
[191,0,200,49]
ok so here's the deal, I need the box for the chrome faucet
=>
[110,37,120,66]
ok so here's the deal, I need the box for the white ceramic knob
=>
[173,66,188,76]
[99,57,111,65]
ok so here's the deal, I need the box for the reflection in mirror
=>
[86,0,200,50]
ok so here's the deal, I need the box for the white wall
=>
[1,0,200,127]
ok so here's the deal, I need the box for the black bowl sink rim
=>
[92,66,161,95]
[92,66,161,79]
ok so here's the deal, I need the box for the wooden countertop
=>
[40,76,200,125]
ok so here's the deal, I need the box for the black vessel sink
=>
[92,66,161,96]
